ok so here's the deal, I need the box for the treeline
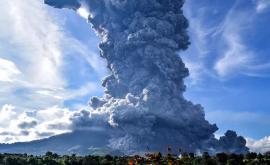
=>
[0,151,270,165]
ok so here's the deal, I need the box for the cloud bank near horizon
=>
[0,104,72,143]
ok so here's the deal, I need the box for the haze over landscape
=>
[0,0,270,155]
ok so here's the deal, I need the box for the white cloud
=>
[0,0,105,111]
[214,34,254,77]
[0,58,21,82]
[0,0,66,110]
[77,7,90,19]
[0,105,17,127]
[214,3,270,78]
[0,104,73,143]
[247,136,270,153]
[255,0,270,13]
[182,3,217,84]
[64,37,107,77]
[213,5,254,77]
[0,0,65,89]
[0,0,106,142]
[183,60,208,85]
[183,0,270,82]
[36,82,99,101]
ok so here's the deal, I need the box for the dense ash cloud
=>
[207,130,249,154]
[45,0,248,154]
[217,130,249,153]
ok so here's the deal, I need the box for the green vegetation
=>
[0,151,270,165]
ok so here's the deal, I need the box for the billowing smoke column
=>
[45,0,248,154]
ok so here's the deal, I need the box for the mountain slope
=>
[0,130,117,155]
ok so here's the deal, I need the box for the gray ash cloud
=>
[45,0,248,154]
[18,121,37,129]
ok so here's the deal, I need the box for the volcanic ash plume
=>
[45,0,248,154]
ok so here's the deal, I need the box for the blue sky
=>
[182,0,270,140]
[0,0,269,152]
